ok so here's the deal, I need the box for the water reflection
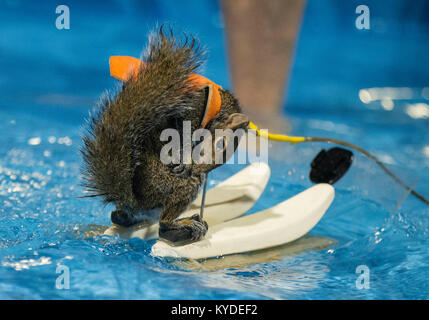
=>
[171,235,336,299]
[359,87,429,119]
[359,87,414,104]
[405,103,429,119]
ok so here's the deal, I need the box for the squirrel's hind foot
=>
[159,214,208,246]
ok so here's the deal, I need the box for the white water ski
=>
[151,183,335,259]
[103,162,270,240]
[175,235,336,271]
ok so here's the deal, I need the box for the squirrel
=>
[81,28,249,245]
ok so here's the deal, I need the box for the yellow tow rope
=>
[249,122,306,144]
[248,121,429,206]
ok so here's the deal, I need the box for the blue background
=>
[0,0,428,299]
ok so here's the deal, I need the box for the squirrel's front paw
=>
[159,214,208,245]
[169,163,192,178]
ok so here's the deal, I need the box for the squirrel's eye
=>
[215,137,226,152]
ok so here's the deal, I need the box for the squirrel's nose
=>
[225,113,249,130]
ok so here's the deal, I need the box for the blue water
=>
[1,0,429,299]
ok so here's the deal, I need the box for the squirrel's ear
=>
[224,113,249,130]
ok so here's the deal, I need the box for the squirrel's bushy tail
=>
[81,27,205,205]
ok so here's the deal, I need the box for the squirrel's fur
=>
[81,28,248,244]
